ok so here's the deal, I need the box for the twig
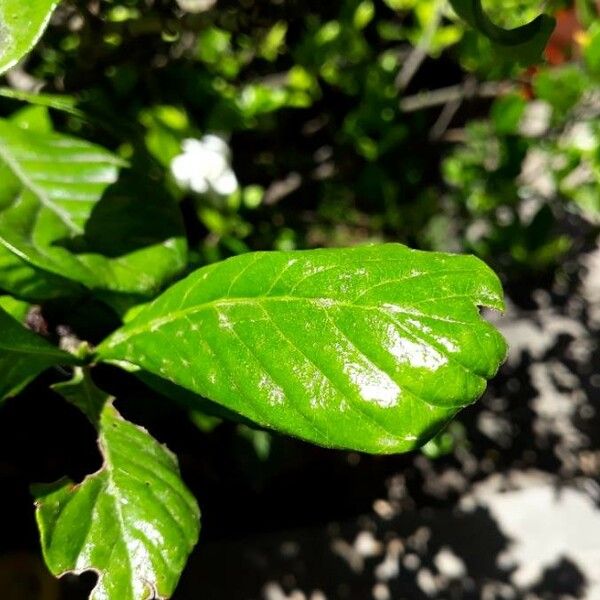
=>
[400,80,515,112]
[428,76,476,140]
[264,172,302,206]
[395,0,443,91]
[429,95,463,140]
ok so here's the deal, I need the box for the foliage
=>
[0,305,78,400]
[98,245,507,453]
[0,0,588,597]
[448,0,555,63]
[35,370,200,600]
[442,33,600,271]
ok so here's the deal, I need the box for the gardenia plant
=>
[0,1,556,598]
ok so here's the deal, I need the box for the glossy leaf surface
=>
[98,245,507,453]
[0,119,187,297]
[35,372,200,600]
[0,1,59,75]
[449,0,555,64]
[0,305,77,401]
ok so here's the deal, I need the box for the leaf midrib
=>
[102,293,483,350]
[98,418,138,599]
[100,417,196,596]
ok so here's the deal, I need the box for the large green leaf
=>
[0,305,78,401]
[97,245,507,454]
[35,370,200,600]
[449,0,555,64]
[0,119,187,297]
[0,1,59,75]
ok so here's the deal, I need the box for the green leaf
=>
[0,119,187,297]
[449,0,555,64]
[0,293,28,320]
[0,118,122,283]
[35,371,200,600]
[51,367,107,424]
[97,245,507,454]
[0,243,82,301]
[533,65,589,114]
[0,87,82,118]
[9,104,54,132]
[136,368,256,426]
[0,305,78,401]
[0,1,59,75]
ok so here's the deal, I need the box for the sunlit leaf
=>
[35,370,200,600]
[0,243,82,301]
[98,245,507,454]
[0,1,59,75]
[0,293,28,321]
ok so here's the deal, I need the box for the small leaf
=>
[449,0,555,64]
[0,119,187,297]
[0,305,78,401]
[35,371,200,600]
[98,245,507,454]
[0,1,59,75]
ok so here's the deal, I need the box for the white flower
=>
[171,135,238,196]
[519,100,552,138]
[176,0,217,13]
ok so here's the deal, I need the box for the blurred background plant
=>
[5,0,597,283]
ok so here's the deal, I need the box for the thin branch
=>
[395,0,443,91]
[400,80,515,112]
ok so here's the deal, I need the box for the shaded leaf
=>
[98,245,507,454]
[0,305,78,401]
[449,0,555,64]
[0,119,187,297]
[0,243,82,301]
[35,371,200,600]
[0,1,59,75]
